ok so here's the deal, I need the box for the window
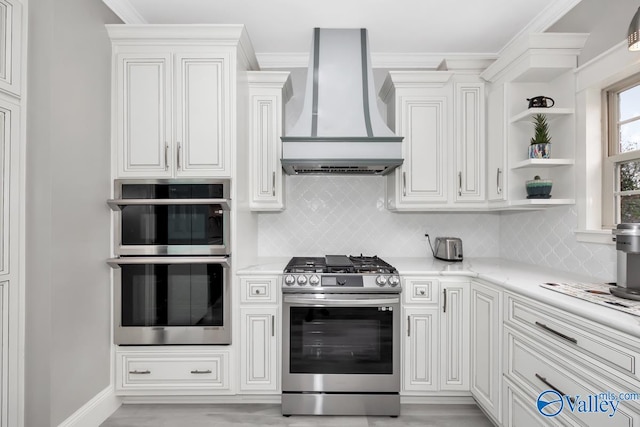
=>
[604,77,640,226]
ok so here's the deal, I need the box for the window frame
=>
[603,74,640,228]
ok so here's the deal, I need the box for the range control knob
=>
[297,275,308,285]
[284,275,296,286]
[309,275,320,286]
[388,276,400,287]
[376,275,388,287]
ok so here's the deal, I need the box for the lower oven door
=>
[108,256,230,345]
[283,293,400,393]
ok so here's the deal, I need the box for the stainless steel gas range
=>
[281,255,402,417]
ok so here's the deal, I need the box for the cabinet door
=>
[486,84,507,202]
[397,97,448,206]
[116,53,172,177]
[240,306,278,392]
[470,281,502,423]
[0,100,17,276]
[0,0,21,97]
[174,52,231,177]
[454,83,485,202]
[440,282,470,391]
[403,307,439,392]
[248,72,290,211]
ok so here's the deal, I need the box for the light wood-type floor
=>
[101,403,494,427]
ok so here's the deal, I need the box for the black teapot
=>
[527,96,555,108]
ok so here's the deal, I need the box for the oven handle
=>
[283,296,399,306]
[107,256,230,267]
[107,198,231,211]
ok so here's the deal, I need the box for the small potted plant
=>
[529,113,551,159]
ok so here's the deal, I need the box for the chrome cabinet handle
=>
[190,369,212,374]
[271,315,275,337]
[272,171,276,196]
[129,370,150,375]
[177,142,182,170]
[496,168,502,194]
[407,315,411,336]
[164,144,169,170]
[535,373,575,403]
[534,321,578,344]
[443,289,447,313]
[402,172,407,196]
[458,172,463,196]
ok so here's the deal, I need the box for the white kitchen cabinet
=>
[115,347,232,395]
[481,33,586,210]
[247,72,292,211]
[0,281,7,427]
[403,307,439,392]
[238,275,280,393]
[381,72,486,210]
[486,84,507,203]
[469,280,502,424]
[454,83,485,203]
[239,306,278,392]
[0,0,22,98]
[402,277,469,394]
[440,282,469,391]
[0,99,17,277]
[108,26,258,179]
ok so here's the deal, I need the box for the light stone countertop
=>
[237,256,640,339]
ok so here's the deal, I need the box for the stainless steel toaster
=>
[434,237,463,262]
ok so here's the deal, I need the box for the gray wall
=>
[26,0,120,425]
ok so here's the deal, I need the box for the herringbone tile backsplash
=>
[257,176,616,281]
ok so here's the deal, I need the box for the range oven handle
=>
[283,296,400,306]
[107,198,231,212]
[107,256,230,267]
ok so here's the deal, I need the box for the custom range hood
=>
[281,28,403,175]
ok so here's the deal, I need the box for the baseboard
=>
[121,394,282,404]
[401,394,475,405]
[58,386,122,427]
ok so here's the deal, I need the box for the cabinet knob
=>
[255,289,261,295]
[419,289,425,296]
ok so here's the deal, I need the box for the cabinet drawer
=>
[505,292,640,387]
[116,350,230,394]
[404,277,439,304]
[505,327,640,426]
[240,276,277,303]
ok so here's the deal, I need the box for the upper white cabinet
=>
[481,33,587,209]
[0,0,21,97]
[108,25,258,179]
[248,72,292,211]
[381,72,486,211]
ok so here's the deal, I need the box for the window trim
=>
[603,74,640,228]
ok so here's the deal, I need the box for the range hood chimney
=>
[281,28,403,175]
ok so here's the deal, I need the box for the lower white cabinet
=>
[403,307,439,391]
[239,306,278,392]
[115,348,231,395]
[402,277,469,394]
[470,280,502,423]
[238,275,280,393]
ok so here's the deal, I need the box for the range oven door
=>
[283,293,400,393]
[108,256,230,345]
[108,180,230,256]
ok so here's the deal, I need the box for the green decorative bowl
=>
[526,176,552,199]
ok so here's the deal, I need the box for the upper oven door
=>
[108,180,230,256]
[283,293,400,393]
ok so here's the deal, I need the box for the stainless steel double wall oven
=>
[281,255,402,416]
[108,179,231,345]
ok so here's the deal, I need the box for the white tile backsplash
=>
[257,176,500,258]
[499,206,616,282]
[257,177,617,282]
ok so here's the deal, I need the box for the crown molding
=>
[256,52,496,70]
[102,0,147,24]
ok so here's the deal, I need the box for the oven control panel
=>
[283,274,401,292]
